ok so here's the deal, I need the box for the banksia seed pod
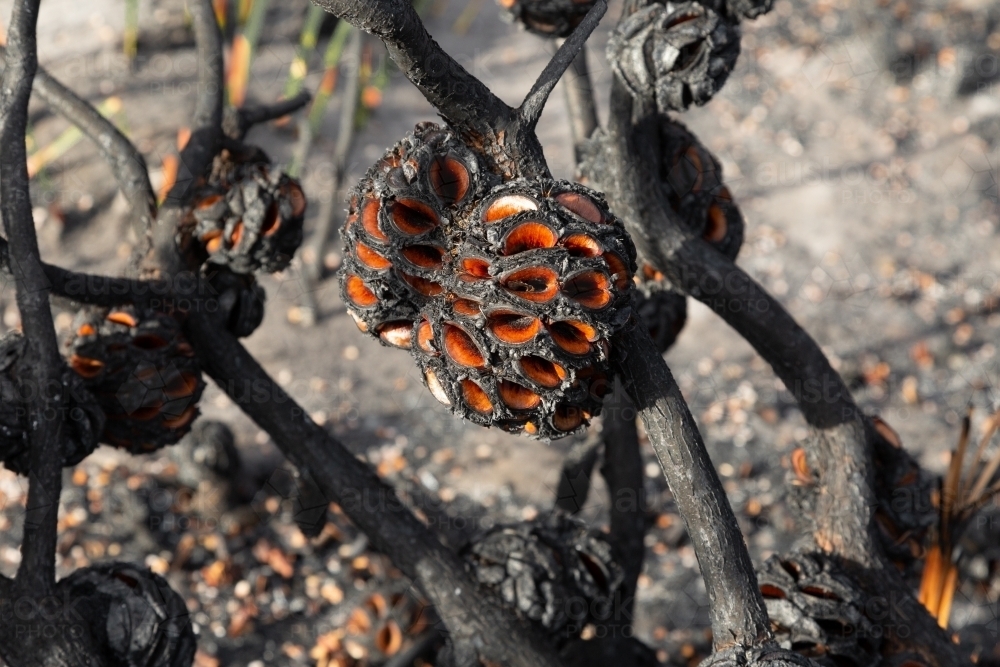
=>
[67,307,205,454]
[757,553,881,667]
[0,331,105,474]
[312,581,432,666]
[635,278,688,354]
[340,123,636,439]
[498,0,599,38]
[608,1,740,112]
[658,117,743,259]
[206,266,266,337]
[462,511,624,643]
[189,148,306,274]
[58,562,196,667]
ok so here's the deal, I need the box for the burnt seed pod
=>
[0,331,105,475]
[205,266,267,337]
[498,0,599,38]
[67,307,205,454]
[608,1,741,112]
[462,511,624,644]
[57,562,196,667]
[658,117,744,259]
[188,149,306,274]
[635,279,688,354]
[757,553,881,667]
[340,123,637,440]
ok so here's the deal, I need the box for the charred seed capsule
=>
[658,117,744,259]
[462,511,624,644]
[340,123,636,440]
[205,267,266,337]
[67,307,205,454]
[188,148,306,274]
[635,277,688,354]
[608,1,741,112]
[757,553,881,667]
[57,562,196,667]
[0,331,105,475]
[497,0,599,38]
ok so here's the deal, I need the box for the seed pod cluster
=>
[340,123,636,439]
[58,562,196,667]
[608,1,741,112]
[0,331,105,475]
[658,117,743,259]
[312,582,432,666]
[461,511,624,643]
[188,149,307,274]
[67,307,205,454]
[497,0,599,38]
[758,553,881,667]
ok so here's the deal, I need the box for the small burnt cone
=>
[608,1,741,112]
[190,150,306,274]
[58,562,196,667]
[0,331,105,475]
[868,416,935,574]
[341,123,636,440]
[205,266,266,337]
[658,117,743,259]
[312,580,434,666]
[67,307,205,455]
[462,511,624,644]
[498,0,599,38]
[757,552,881,667]
[635,276,688,354]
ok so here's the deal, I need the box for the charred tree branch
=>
[222,91,312,141]
[612,324,770,651]
[0,0,64,597]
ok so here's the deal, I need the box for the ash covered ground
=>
[1,0,999,664]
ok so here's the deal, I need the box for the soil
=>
[0,0,999,664]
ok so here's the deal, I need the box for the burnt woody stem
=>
[612,324,771,651]
[601,76,880,564]
[309,0,607,180]
[182,311,564,667]
[558,44,599,163]
[0,0,64,596]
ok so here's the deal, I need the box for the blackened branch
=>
[612,324,771,651]
[182,310,564,667]
[165,0,224,205]
[30,67,156,255]
[560,46,599,162]
[222,91,312,141]
[0,0,64,595]
[518,0,606,131]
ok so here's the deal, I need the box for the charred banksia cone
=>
[608,1,740,112]
[757,553,881,667]
[340,123,636,439]
[0,331,105,474]
[498,0,599,38]
[206,266,266,337]
[67,307,205,454]
[658,117,744,259]
[461,511,624,644]
[57,562,196,667]
[187,148,306,274]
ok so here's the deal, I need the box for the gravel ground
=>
[1,0,999,664]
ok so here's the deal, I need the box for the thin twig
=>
[612,324,770,650]
[222,91,312,140]
[518,0,606,132]
[0,0,63,596]
[553,433,601,514]
[558,43,599,162]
